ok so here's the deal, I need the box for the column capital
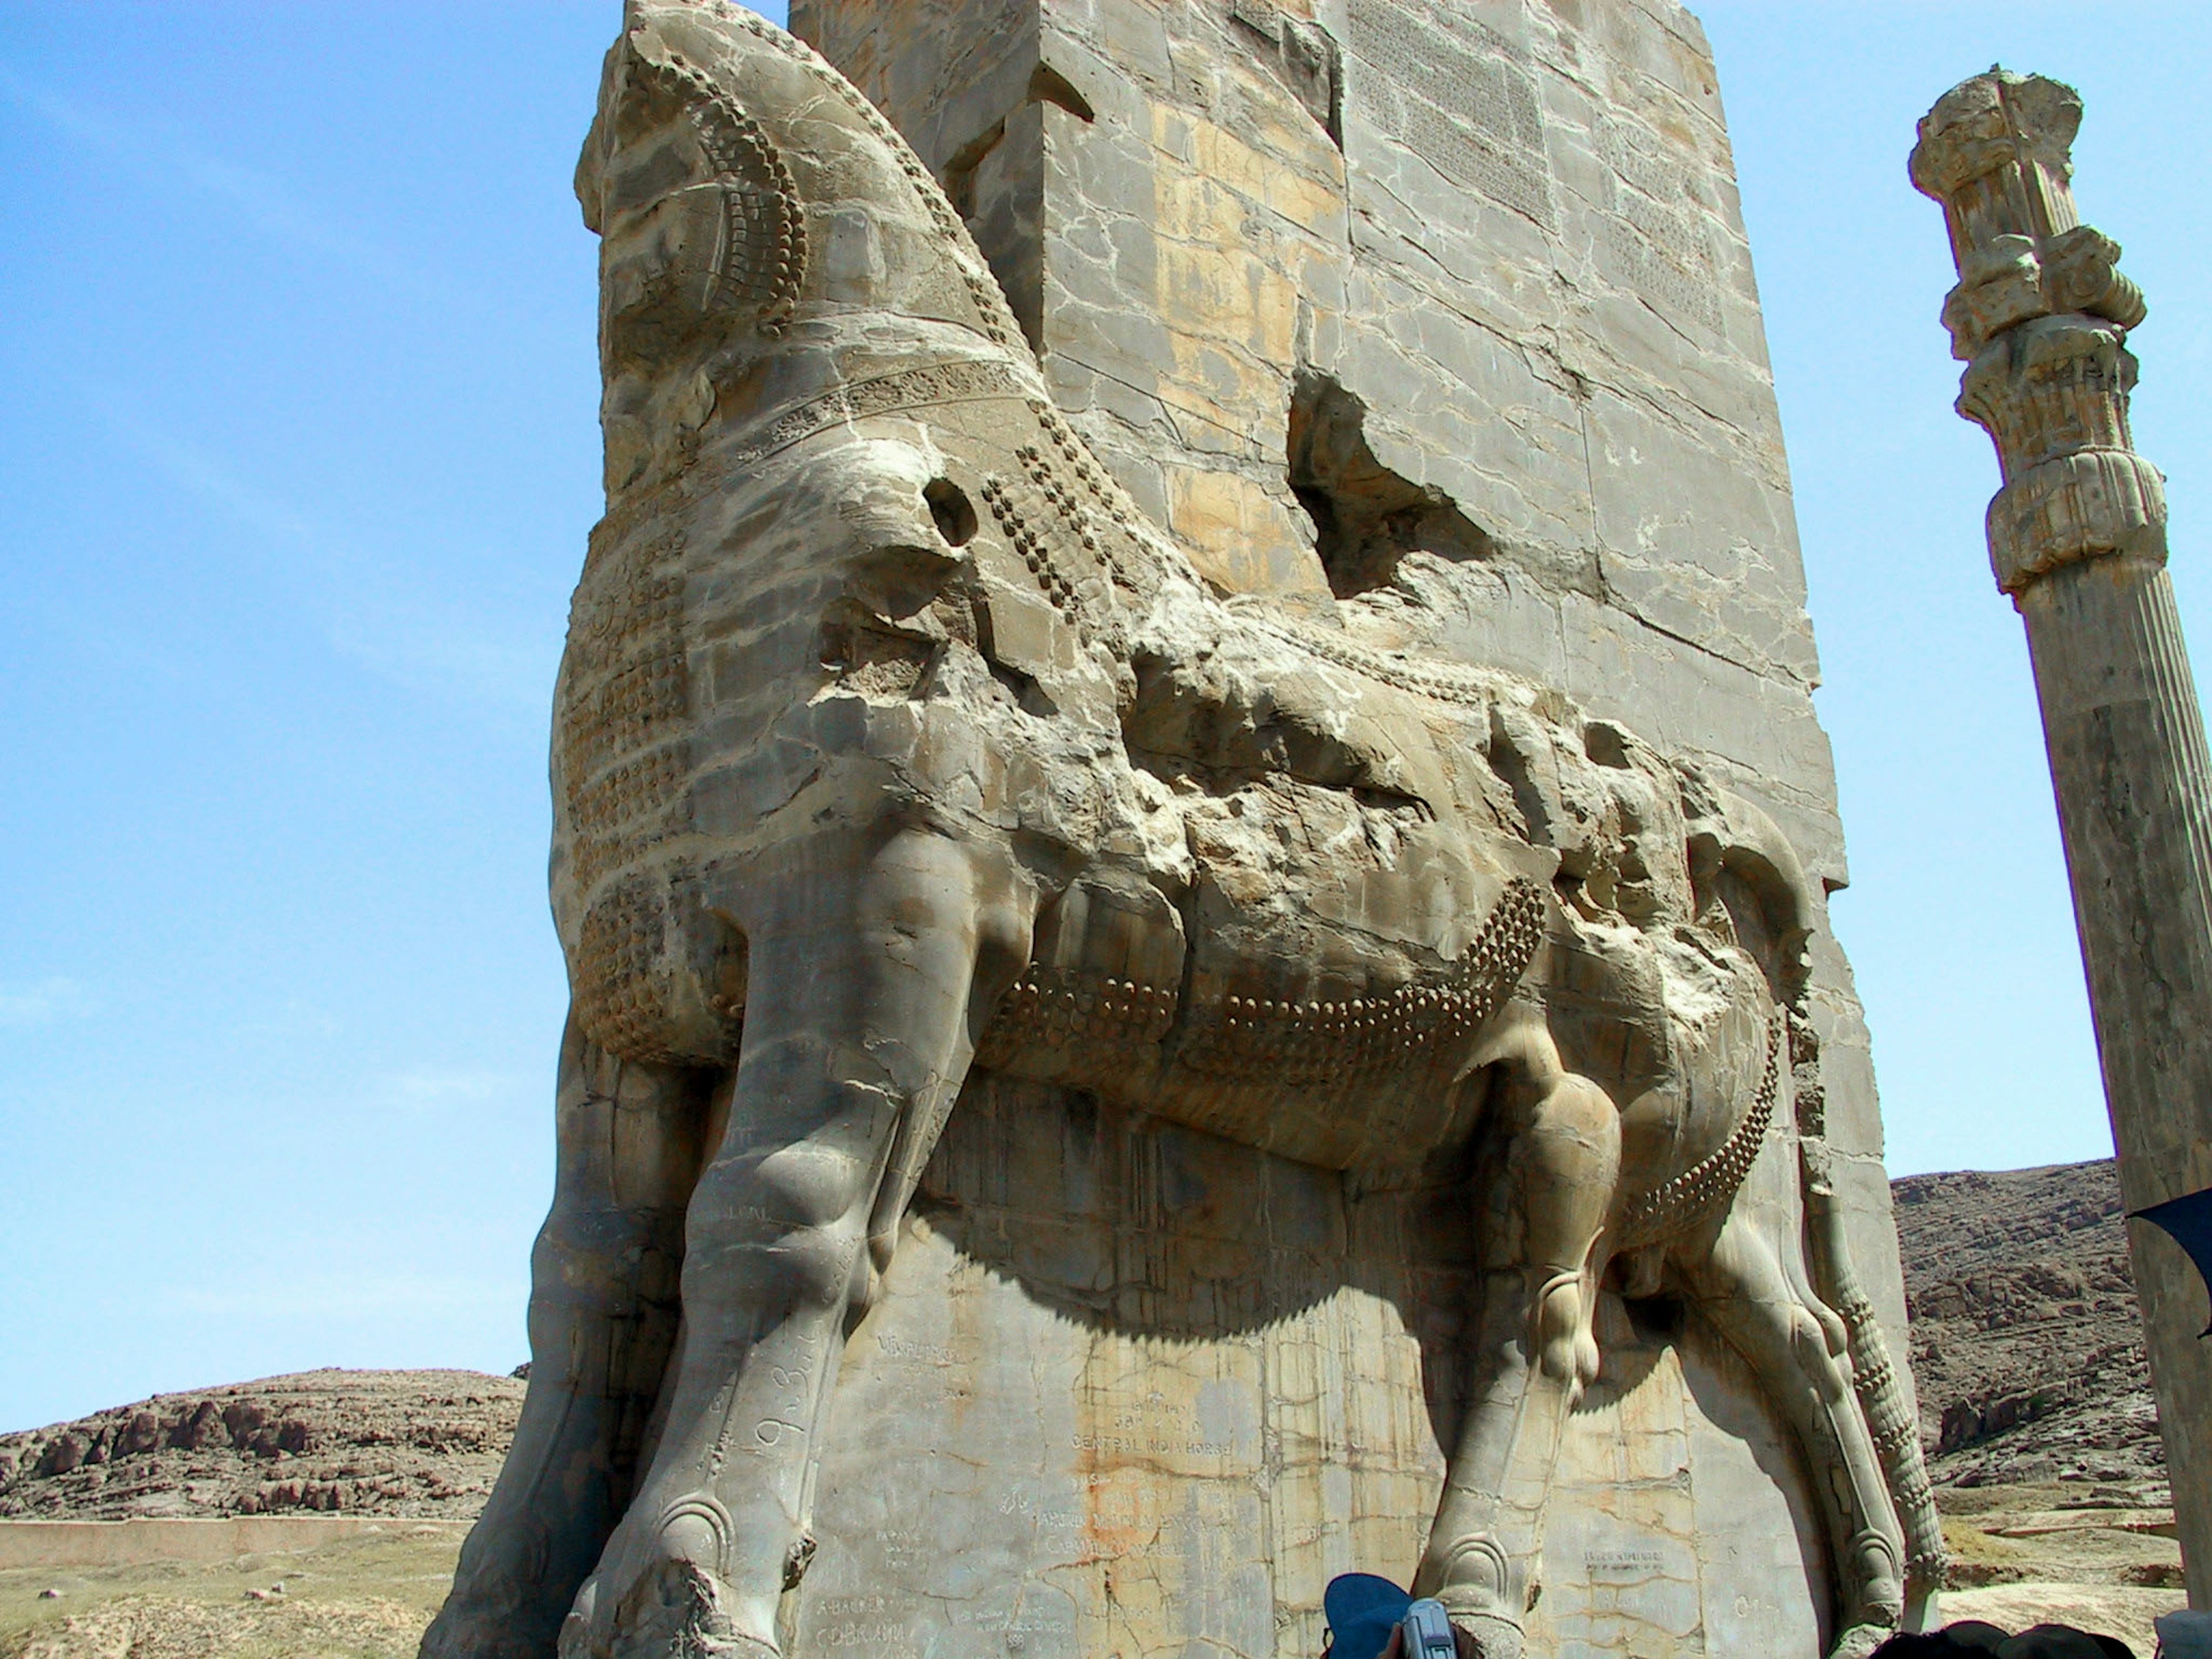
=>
[1916,70,2163,599]
[1957,316,2167,597]
[1911,68,2144,361]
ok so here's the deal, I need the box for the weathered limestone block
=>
[421,5,1930,1657]
[800,0,1902,1307]
[792,1081,1839,1659]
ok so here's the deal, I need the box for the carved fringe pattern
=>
[719,359,1031,475]
[633,51,805,330]
[976,879,1546,1080]
[1792,1022,1948,1586]
[1179,878,1548,1086]
[703,0,1022,351]
[1613,1013,1780,1252]
[1835,1282,1946,1586]
[567,743,695,896]
[559,514,692,901]
[560,507,698,1065]
[1251,613,1497,711]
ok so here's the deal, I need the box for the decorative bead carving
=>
[1254,613,1494,710]
[979,472,1081,622]
[972,878,1548,1086]
[972,969,1177,1072]
[1177,877,1547,1086]
[1615,1013,1780,1251]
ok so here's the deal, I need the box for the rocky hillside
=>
[1893,1158,2166,1502]
[0,1370,522,1521]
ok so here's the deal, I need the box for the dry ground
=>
[0,1525,463,1659]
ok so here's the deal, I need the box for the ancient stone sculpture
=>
[422,5,1939,1655]
[1914,67,2212,1601]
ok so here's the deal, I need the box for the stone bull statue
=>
[421,5,1942,1656]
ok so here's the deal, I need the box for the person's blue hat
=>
[1324,1573,1412,1659]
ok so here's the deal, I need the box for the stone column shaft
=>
[1916,69,2212,1604]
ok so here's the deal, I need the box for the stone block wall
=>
[785,2,1915,1652]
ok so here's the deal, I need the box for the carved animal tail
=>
[1791,1018,1947,1603]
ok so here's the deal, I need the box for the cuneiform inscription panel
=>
[1344,0,1554,229]
[1596,113,1724,334]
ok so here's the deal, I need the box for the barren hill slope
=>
[0,1370,522,1522]
[1892,1157,2167,1502]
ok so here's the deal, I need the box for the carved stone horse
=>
[420,6,1940,1656]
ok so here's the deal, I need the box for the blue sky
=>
[1,3,2205,1433]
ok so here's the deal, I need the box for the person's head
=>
[1872,1624,2135,1659]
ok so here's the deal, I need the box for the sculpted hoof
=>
[560,1498,777,1659]
[596,1558,756,1659]
[418,1516,555,1659]
[422,1605,540,1659]
[556,1580,594,1659]
[1428,1535,1519,1627]
[1531,1271,1599,1391]
[1450,1613,1526,1659]
[1827,1623,1895,1659]
[1841,1525,1906,1633]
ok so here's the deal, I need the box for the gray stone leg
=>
[1680,1199,1905,1659]
[421,1015,707,1659]
[1416,1058,1619,1659]
[560,830,1021,1659]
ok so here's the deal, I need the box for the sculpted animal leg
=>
[1417,1028,1619,1659]
[423,1015,706,1659]
[1800,1135,1946,1628]
[1680,1203,1906,1659]
[562,830,1020,1659]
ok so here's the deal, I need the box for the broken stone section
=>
[1287,369,1496,599]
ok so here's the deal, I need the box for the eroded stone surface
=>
[799,0,1903,1351]
[794,1086,1834,1659]
[418,5,1927,1657]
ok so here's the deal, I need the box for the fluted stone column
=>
[1914,69,2212,1604]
